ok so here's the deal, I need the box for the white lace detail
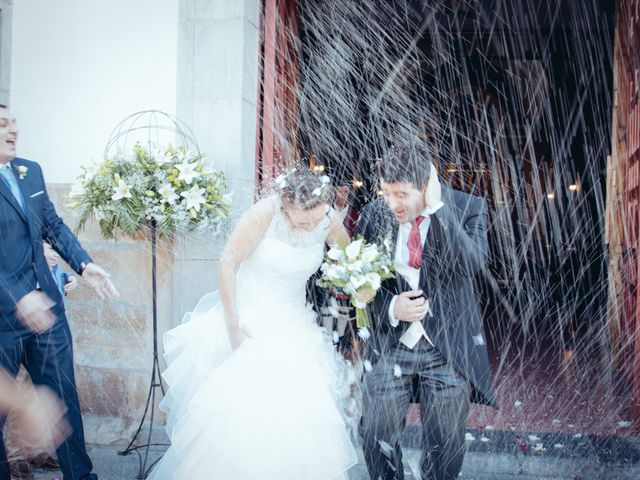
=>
[265,195,332,248]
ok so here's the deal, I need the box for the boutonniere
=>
[17,165,28,180]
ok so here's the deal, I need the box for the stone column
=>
[172,0,260,323]
[0,0,13,104]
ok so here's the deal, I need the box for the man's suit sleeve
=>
[0,270,34,311]
[432,196,488,277]
[36,163,92,274]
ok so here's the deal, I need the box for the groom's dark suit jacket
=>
[357,186,496,407]
[0,158,91,322]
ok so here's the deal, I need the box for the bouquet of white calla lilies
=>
[67,143,232,239]
[318,236,395,328]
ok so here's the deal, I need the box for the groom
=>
[357,143,496,480]
[0,104,119,480]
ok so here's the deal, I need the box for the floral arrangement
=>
[67,143,232,239]
[318,237,395,328]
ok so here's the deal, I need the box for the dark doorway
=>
[291,0,623,434]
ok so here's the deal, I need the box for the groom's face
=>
[380,178,427,224]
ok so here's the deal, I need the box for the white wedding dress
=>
[149,196,358,480]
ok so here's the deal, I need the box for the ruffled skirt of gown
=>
[148,292,358,479]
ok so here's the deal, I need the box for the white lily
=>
[361,245,379,263]
[177,161,199,184]
[181,185,206,212]
[346,260,364,272]
[112,179,133,200]
[349,275,367,290]
[322,266,341,280]
[84,163,99,181]
[366,272,381,290]
[345,239,363,261]
[327,246,345,261]
[158,183,178,205]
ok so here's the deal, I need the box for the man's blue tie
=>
[0,165,25,210]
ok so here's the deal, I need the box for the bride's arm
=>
[326,210,350,246]
[218,198,275,340]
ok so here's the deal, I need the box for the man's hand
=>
[393,290,430,323]
[81,263,119,300]
[16,290,56,333]
[63,275,78,294]
[424,163,442,211]
[12,385,71,454]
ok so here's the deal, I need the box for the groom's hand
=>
[423,163,442,211]
[393,290,430,323]
[81,263,119,300]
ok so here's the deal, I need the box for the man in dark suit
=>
[357,143,496,480]
[0,105,119,480]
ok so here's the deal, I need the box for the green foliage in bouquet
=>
[67,144,232,239]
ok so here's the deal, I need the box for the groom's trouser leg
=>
[0,326,27,480]
[416,342,470,480]
[24,313,94,480]
[362,348,414,480]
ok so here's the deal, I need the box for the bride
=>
[149,167,358,479]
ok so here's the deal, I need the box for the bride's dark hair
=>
[275,166,333,210]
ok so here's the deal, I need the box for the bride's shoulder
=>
[233,196,277,233]
[252,196,277,217]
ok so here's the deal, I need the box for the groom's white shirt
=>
[388,202,443,349]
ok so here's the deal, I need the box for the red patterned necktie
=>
[407,215,425,268]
